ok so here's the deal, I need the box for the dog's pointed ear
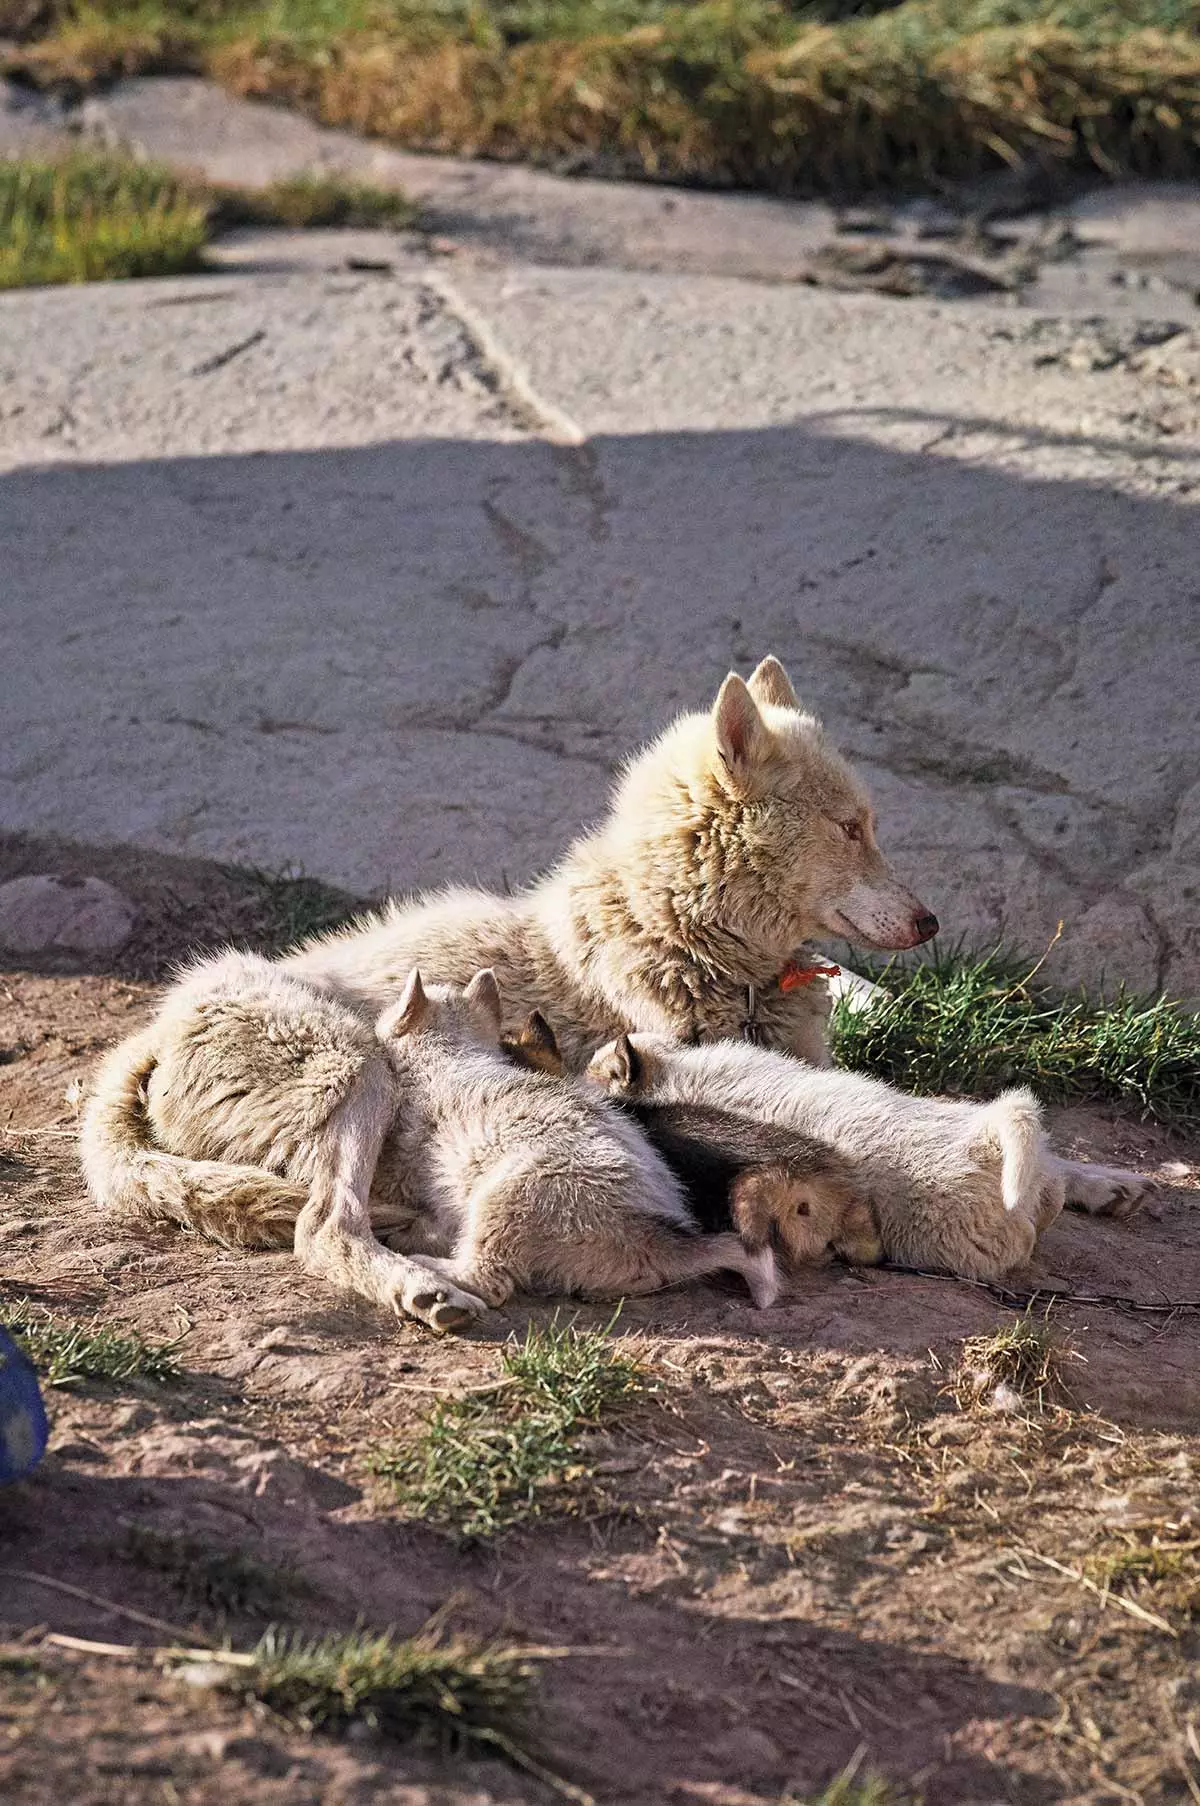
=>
[378,966,430,1038]
[747,655,799,712]
[592,1031,642,1094]
[712,672,771,785]
[523,1011,560,1059]
[465,967,503,1031]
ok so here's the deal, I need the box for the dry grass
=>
[6,1,1200,194]
[1083,1535,1200,1616]
[953,1309,1079,1416]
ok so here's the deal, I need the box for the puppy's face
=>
[731,1169,883,1269]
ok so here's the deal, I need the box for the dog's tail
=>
[80,1028,306,1251]
[973,1087,1047,1216]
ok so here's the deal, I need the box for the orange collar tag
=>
[778,960,841,993]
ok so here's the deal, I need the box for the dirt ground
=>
[2,833,1199,1806]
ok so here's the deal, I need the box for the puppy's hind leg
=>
[295,1055,487,1334]
[590,1227,780,1310]
[1046,1153,1156,1220]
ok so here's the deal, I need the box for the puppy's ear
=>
[591,1032,642,1095]
[378,967,431,1039]
[728,1171,774,1253]
[746,655,799,712]
[464,967,503,1032]
[523,1011,560,1060]
[712,673,771,786]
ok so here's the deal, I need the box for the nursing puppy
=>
[587,1034,1066,1283]
[93,953,775,1328]
[505,1014,881,1269]
[82,654,1151,1309]
[373,974,778,1319]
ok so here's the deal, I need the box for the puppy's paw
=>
[1063,1162,1156,1219]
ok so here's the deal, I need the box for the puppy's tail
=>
[974,1087,1047,1215]
[80,1028,306,1251]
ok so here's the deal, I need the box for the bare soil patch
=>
[2,834,1199,1804]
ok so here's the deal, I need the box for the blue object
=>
[0,1325,49,1484]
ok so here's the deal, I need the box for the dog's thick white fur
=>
[586,1034,1067,1282]
[81,654,1152,1310]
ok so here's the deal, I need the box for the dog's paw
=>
[395,1272,488,1334]
[1062,1162,1156,1219]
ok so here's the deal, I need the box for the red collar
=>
[778,959,841,993]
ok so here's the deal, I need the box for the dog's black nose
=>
[914,913,939,943]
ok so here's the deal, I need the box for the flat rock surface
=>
[2,81,1200,997]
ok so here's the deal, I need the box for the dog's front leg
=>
[1045,1153,1156,1220]
[294,1056,487,1333]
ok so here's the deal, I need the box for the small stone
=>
[0,874,134,954]
[177,1661,233,1690]
[704,1725,782,1775]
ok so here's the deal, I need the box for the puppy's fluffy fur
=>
[506,1016,880,1269]
[96,953,775,1327]
[587,1034,1067,1282]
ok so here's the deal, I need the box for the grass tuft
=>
[5,1299,181,1388]
[207,171,414,230]
[121,1526,305,1617]
[371,1319,643,1538]
[954,1308,1076,1415]
[0,150,414,289]
[1083,1536,1200,1615]
[832,944,1200,1134]
[221,1623,535,1752]
[0,153,209,289]
[787,1753,919,1804]
[235,865,364,953]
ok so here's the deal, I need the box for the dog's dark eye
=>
[794,1199,811,1217]
[840,820,863,842]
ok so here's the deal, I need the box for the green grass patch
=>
[371,1319,643,1538]
[0,150,413,289]
[121,1526,306,1617]
[234,864,364,953]
[832,945,1200,1134]
[0,153,209,288]
[6,0,1200,194]
[218,1624,537,1755]
[208,170,414,229]
[787,1755,919,1804]
[5,1298,182,1387]
[1083,1537,1200,1614]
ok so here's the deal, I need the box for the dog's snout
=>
[914,912,940,943]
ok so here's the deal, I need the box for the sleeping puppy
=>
[503,1015,881,1269]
